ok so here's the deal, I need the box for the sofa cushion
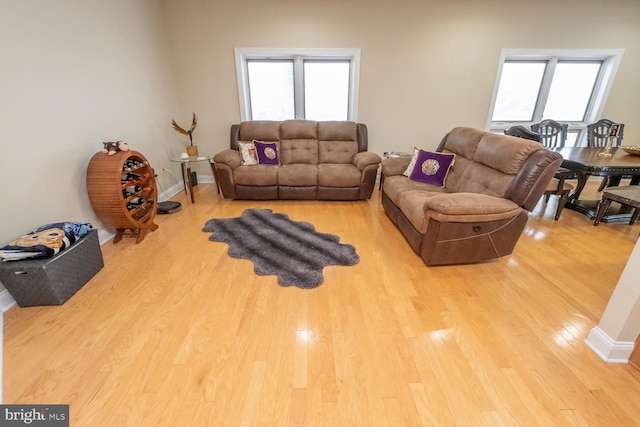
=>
[255,141,280,165]
[280,139,319,165]
[239,121,281,142]
[233,165,278,186]
[281,120,318,139]
[318,121,358,164]
[318,164,361,187]
[278,164,317,186]
[238,141,259,165]
[474,132,542,175]
[423,192,521,217]
[319,140,358,164]
[440,127,483,160]
[408,150,455,187]
[444,156,513,198]
[382,175,445,205]
[317,121,357,141]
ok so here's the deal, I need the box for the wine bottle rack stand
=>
[86,150,159,243]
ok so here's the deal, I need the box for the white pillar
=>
[585,236,640,362]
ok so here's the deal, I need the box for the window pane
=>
[566,132,579,147]
[543,62,601,121]
[304,61,350,121]
[492,62,546,121]
[247,60,294,120]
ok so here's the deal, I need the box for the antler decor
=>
[171,112,198,146]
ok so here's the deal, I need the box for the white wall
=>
[0,0,182,246]
[0,0,188,292]
[159,0,640,157]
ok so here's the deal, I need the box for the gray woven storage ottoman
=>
[0,230,104,307]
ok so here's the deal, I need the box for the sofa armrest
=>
[381,158,410,177]
[353,152,382,170]
[213,149,242,169]
[423,192,521,223]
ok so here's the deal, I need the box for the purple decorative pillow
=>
[254,140,279,165]
[408,150,455,187]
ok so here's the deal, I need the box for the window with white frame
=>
[488,49,623,146]
[234,48,360,122]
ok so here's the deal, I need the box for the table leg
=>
[186,164,195,203]
[180,162,188,195]
[593,199,611,226]
[566,171,588,205]
[608,176,623,187]
[565,171,606,221]
[209,161,221,195]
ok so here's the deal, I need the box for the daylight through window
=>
[235,48,360,122]
[488,49,623,146]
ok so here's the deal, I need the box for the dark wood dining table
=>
[553,147,640,222]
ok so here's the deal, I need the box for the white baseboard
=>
[584,326,635,363]
[195,176,215,184]
[158,181,185,201]
[0,289,16,312]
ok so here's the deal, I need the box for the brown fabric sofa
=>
[213,120,381,200]
[381,127,563,266]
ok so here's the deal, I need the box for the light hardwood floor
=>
[4,182,640,426]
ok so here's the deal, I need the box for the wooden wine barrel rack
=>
[86,150,159,243]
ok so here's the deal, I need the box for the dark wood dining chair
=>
[594,185,640,226]
[505,125,573,220]
[531,119,568,149]
[504,125,542,142]
[585,119,635,190]
[586,119,625,148]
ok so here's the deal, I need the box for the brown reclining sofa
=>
[381,127,563,266]
[213,120,381,200]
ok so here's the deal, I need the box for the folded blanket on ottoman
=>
[0,222,93,262]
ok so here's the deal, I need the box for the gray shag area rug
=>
[202,209,359,289]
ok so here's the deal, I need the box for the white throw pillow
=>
[238,141,258,165]
[403,147,420,177]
